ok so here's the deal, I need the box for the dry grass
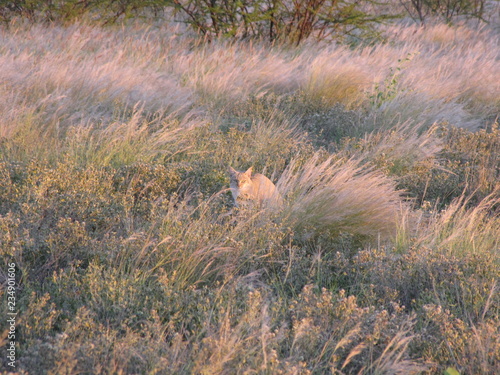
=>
[0,20,498,132]
[305,53,371,109]
[0,16,499,375]
[278,154,403,239]
[415,191,500,256]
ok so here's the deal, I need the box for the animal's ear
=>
[228,166,237,176]
[244,166,253,177]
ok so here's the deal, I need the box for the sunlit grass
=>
[0,17,498,374]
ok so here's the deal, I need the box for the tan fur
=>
[229,166,283,208]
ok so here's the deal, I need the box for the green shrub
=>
[400,0,489,24]
[172,0,397,44]
[0,0,168,24]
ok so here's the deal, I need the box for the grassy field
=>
[0,14,499,375]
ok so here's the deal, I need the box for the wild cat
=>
[229,166,283,208]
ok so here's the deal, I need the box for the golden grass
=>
[0,17,499,375]
[1,20,497,134]
[278,153,403,239]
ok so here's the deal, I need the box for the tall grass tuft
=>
[305,54,370,110]
[416,190,500,256]
[278,153,403,239]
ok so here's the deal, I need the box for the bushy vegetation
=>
[0,12,499,375]
[1,0,496,44]
[399,0,493,24]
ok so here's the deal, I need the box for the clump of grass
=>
[63,108,197,168]
[278,153,403,239]
[304,56,370,110]
[394,122,500,208]
[415,191,500,257]
[341,121,442,173]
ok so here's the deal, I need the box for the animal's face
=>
[232,173,252,188]
[229,167,254,203]
[229,167,253,189]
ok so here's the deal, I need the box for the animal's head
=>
[229,166,253,189]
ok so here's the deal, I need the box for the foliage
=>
[0,20,499,374]
[399,0,491,24]
[0,0,169,24]
[369,53,417,109]
[0,0,495,46]
[0,0,398,44]
[171,0,398,44]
